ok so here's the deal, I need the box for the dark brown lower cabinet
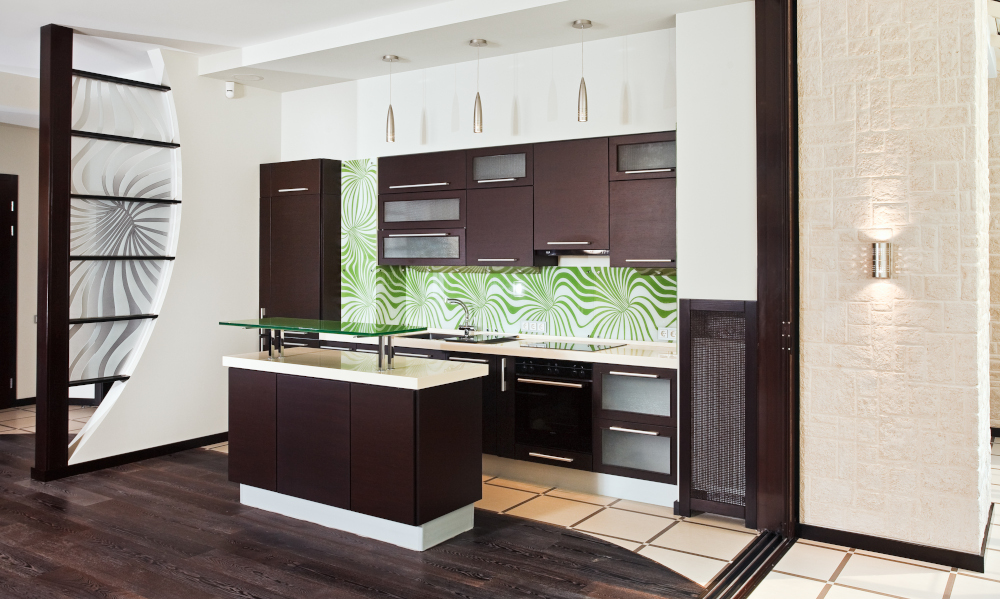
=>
[447,353,499,455]
[277,375,350,508]
[594,418,676,484]
[228,368,277,491]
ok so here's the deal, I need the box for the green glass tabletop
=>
[219,318,426,337]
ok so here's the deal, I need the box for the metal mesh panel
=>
[383,198,460,223]
[690,309,746,507]
[473,153,526,181]
[383,236,460,259]
[617,141,676,172]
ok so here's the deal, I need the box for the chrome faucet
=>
[447,298,476,337]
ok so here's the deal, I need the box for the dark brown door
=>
[447,353,497,455]
[0,175,15,408]
[609,179,676,268]
[269,195,321,318]
[378,151,466,194]
[277,374,350,508]
[533,137,609,250]
[268,159,323,196]
[497,356,516,458]
[228,368,277,491]
[467,187,534,267]
[350,383,415,524]
[466,144,533,189]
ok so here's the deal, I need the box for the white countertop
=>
[223,347,489,390]
[317,329,679,370]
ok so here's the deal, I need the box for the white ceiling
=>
[1,0,746,91]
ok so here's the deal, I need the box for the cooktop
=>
[519,341,627,352]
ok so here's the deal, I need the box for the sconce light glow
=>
[872,242,892,279]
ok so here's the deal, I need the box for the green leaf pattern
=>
[340,159,677,342]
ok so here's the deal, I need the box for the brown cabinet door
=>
[378,190,466,230]
[609,179,676,268]
[533,137,609,250]
[378,227,465,266]
[269,195,321,318]
[268,159,323,196]
[378,151,466,194]
[594,418,676,484]
[592,363,676,428]
[609,131,677,181]
[467,187,534,267]
[350,384,415,524]
[447,353,498,455]
[276,374,350,508]
[466,144,533,188]
[228,368,277,491]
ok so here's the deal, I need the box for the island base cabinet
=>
[277,375,350,508]
[228,368,277,491]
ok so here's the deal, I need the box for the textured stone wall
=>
[798,0,991,553]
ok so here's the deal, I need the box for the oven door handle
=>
[516,378,583,389]
[528,452,574,463]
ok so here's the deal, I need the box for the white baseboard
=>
[240,485,474,551]
[482,455,678,508]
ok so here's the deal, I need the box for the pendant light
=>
[383,55,398,142]
[470,39,486,133]
[573,19,592,122]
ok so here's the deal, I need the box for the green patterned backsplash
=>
[340,159,677,342]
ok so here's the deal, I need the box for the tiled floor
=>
[476,474,757,587]
[751,437,1000,599]
[0,404,95,434]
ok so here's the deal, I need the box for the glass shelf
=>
[219,318,426,337]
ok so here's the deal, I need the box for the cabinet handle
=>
[395,352,430,358]
[528,452,574,463]
[283,342,306,347]
[547,241,591,245]
[387,233,447,237]
[625,259,674,263]
[609,371,658,378]
[609,426,660,436]
[277,187,309,192]
[356,348,377,353]
[321,346,352,351]
[478,258,517,262]
[477,178,516,183]
[501,358,506,392]
[449,356,487,363]
[517,378,583,388]
[389,182,449,189]
[623,168,673,174]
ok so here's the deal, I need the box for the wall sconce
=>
[872,242,892,279]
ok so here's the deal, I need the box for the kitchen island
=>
[221,319,488,551]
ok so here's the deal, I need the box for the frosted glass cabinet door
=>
[378,228,466,266]
[595,419,676,484]
[594,364,676,427]
[378,190,466,230]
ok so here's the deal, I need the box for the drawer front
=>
[268,160,323,196]
[593,364,676,428]
[378,151,466,194]
[379,190,466,230]
[609,132,676,181]
[378,228,466,266]
[282,331,320,349]
[393,348,449,361]
[595,418,676,484]
[467,144,533,188]
[318,341,356,352]
[515,444,593,471]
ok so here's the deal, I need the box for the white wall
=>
[70,49,281,463]
[0,122,38,400]
[282,28,677,161]
[675,2,757,301]
[0,71,40,128]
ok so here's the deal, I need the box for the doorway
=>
[0,174,16,409]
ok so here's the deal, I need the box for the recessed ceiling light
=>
[232,73,263,82]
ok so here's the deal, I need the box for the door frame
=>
[0,174,16,409]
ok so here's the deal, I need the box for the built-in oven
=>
[514,358,593,470]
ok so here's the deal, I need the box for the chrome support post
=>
[386,335,394,369]
[377,335,385,371]
[268,329,275,360]
[277,329,284,358]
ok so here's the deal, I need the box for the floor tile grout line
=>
[771,570,829,584]
[816,582,832,599]
[484,480,550,495]
[643,518,681,545]
[851,548,954,572]
[498,493,541,515]
[570,526,647,545]
[829,581,906,599]
[942,569,956,599]
[826,549,853,586]
[567,506,607,529]
[642,542,739,563]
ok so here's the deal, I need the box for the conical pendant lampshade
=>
[382,55,398,142]
[474,92,483,133]
[470,39,486,133]
[573,20,591,123]
[386,104,395,142]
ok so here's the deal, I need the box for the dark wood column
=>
[754,0,798,535]
[0,174,16,409]
[33,24,73,479]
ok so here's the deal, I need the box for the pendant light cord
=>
[389,61,392,103]
[477,46,480,92]
[580,28,584,77]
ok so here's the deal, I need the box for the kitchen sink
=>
[440,334,518,344]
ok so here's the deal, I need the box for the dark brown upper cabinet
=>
[533,137,609,251]
[264,159,340,196]
[378,190,466,230]
[260,159,341,320]
[609,178,676,268]
[466,144,533,189]
[609,132,676,181]
[466,187,534,267]
[378,150,466,194]
[378,228,466,266]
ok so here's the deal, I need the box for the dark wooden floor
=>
[0,433,704,599]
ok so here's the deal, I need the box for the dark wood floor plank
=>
[0,434,703,599]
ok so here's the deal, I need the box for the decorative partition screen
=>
[34,25,181,480]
